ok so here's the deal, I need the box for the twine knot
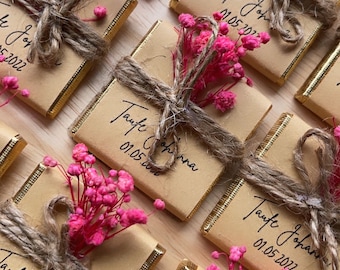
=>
[269,0,338,43]
[15,0,107,67]
[0,196,87,270]
[240,128,340,269]
[113,17,244,173]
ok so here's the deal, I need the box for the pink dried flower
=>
[82,5,107,22]
[0,55,5,62]
[153,199,165,210]
[2,76,19,90]
[178,13,196,28]
[175,12,270,112]
[208,246,246,270]
[213,91,236,112]
[206,264,220,270]
[44,143,164,258]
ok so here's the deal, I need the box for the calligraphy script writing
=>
[241,195,327,267]
[0,248,28,269]
[219,0,269,35]
[110,100,199,174]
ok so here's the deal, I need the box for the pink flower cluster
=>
[176,12,270,112]
[43,143,165,258]
[207,246,246,270]
[0,55,29,107]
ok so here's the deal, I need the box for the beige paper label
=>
[204,181,327,270]
[71,21,271,221]
[170,0,321,85]
[0,164,164,269]
[296,43,340,126]
[203,113,329,269]
[0,0,136,118]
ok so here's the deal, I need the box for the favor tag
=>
[177,259,204,270]
[295,42,340,126]
[0,163,165,269]
[202,113,327,270]
[0,0,137,118]
[169,0,321,85]
[0,121,26,177]
[70,20,272,221]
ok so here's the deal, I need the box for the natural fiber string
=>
[0,196,87,270]
[113,16,244,173]
[269,0,338,43]
[238,128,340,270]
[14,0,107,67]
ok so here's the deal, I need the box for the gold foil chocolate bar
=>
[0,121,26,177]
[0,163,165,269]
[70,20,272,221]
[169,0,322,85]
[0,0,137,118]
[177,259,204,270]
[202,113,326,270]
[295,42,340,126]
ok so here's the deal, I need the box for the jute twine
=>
[113,16,244,174]
[113,15,340,267]
[239,129,340,270]
[0,196,87,270]
[269,0,338,43]
[14,0,107,67]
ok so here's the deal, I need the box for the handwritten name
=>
[110,100,148,136]
[243,195,279,232]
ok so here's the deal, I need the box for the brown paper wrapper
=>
[169,0,321,85]
[295,42,340,126]
[177,259,204,270]
[0,0,137,118]
[70,20,272,221]
[0,163,165,269]
[0,121,26,177]
[202,113,329,270]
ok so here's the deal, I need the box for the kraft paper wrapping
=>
[0,121,26,177]
[0,0,137,118]
[202,113,329,270]
[295,42,340,126]
[177,259,204,270]
[70,20,272,221]
[169,0,322,85]
[0,163,165,269]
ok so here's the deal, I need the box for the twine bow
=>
[14,0,107,67]
[113,16,244,173]
[269,0,337,43]
[0,196,87,270]
[239,128,340,270]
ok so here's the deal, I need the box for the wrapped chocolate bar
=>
[169,0,324,85]
[295,42,340,126]
[0,0,137,118]
[202,113,337,270]
[70,19,272,221]
[0,121,26,177]
[177,259,204,270]
[0,160,165,269]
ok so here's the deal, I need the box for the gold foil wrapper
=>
[0,163,165,269]
[177,259,204,270]
[0,0,137,118]
[70,20,272,221]
[169,0,322,85]
[0,121,26,177]
[202,113,329,270]
[295,42,340,126]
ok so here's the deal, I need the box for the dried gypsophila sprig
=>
[43,143,165,259]
[175,12,270,112]
[0,55,29,107]
[206,246,290,270]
